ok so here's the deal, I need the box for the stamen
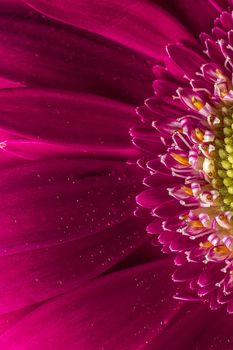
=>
[171,153,190,166]
[213,246,229,254]
[182,186,193,196]
[191,96,204,110]
[195,128,204,142]
[200,241,212,248]
[189,220,204,228]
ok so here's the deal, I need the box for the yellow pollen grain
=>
[199,241,212,248]
[228,154,233,164]
[224,117,232,127]
[218,149,227,159]
[227,169,233,178]
[223,196,233,205]
[223,127,232,137]
[191,96,204,110]
[189,220,204,228]
[224,137,233,145]
[223,177,233,187]
[171,153,190,166]
[213,246,229,254]
[221,160,232,170]
[195,128,204,142]
[182,186,193,196]
[226,143,233,152]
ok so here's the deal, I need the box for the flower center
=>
[163,68,233,261]
[135,8,233,310]
[212,113,233,210]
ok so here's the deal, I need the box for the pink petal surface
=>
[0,0,230,348]
[137,187,170,208]
[0,217,148,314]
[157,0,225,37]
[0,77,22,89]
[0,258,184,350]
[0,0,26,12]
[22,0,195,59]
[146,304,233,350]
[0,305,38,336]
[0,158,149,313]
[167,43,207,79]
[0,159,145,251]
[0,90,138,159]
[0,16,154,103]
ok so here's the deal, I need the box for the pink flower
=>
[1,0,233,349]
[136,0,233,315]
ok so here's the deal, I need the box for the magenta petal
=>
[159,0,224,37]
[212,25,227,40]
[0,305,37,336]
[159,230,177,245]
[0,140,94,166]
[0,90,138,159]
[136,186,170,209]
[0,258,184,349]
[173,263,202,282]
[0,217,148,314]
[0,17,153,103]
[147,158,171,175]
[153,79,178,96]
[154,199,186,218]
[167,43,206,79]
[0,77,22,89]
[145,304,233,350]
[133,137,164,154]
[0,158,151,312]
[205,39,226,66]
[0,159,144,254]
[146,217,163,234]
[219,12,232,29]
[143,173,181,188]
[170,236,195,252]
[0,0,28,14]
[146,96,186,117]
[23,0,194,59]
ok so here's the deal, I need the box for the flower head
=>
[136,0,233,313]
[3,1,233,349]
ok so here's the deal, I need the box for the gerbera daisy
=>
[1,0,233,349]
[136,0,233,314]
